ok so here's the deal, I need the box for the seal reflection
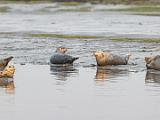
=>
[95,66,129,85]
[0,77,15,94]
[50,64,79,81]
[145,70,160,84]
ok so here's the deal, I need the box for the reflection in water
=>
[0,77,15,94]
[145,70,160,84]
[50,64,78,81]
[95,66,129,85]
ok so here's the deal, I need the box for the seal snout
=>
[94,51,104,58]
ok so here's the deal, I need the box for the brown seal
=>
[145,55,160,70]
[0,65,15,78]
[94,51,131,66]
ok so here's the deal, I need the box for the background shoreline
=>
[0,0,160,5]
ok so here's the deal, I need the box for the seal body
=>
[50,47,78,65]
[0,65,15,78]
[0,56,13,71]
[94,51,130,66]
[145,55,160,70]
[50,53,78,64]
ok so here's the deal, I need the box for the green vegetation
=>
[116,5,160,12]
[135,12,160,16]
[31,34,160,43]
[0,6,10,12]
[59,2,81,6]
[105,5,160,16]
[31,33,102,39]
[1,0,160,5]
[58,7,91,12]
[110,37,160,43]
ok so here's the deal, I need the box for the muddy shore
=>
[0,3,160,120]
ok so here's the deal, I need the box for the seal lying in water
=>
[94,51,131,66]
[145,55,160,70]
[0,65,15,78]
[0,56,13,71]
[50,47,79,64]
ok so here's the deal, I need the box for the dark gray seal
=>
[0,56,13,71]
[50,47,79,64]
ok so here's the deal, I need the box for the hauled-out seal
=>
[0,56,13,71]
[94,51,131,66]
[50,47,79,64]
[145,55,160,70]
[0,65,15,78]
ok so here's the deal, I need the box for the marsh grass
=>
[0,6,10,12]
[116,5,160,12]
[58,7,91,12]
[106,5,160,16]
[31,33,101,39]
[31,34,160,43]
[110,37,160,43]
[134,12,160,16]
[59,2,81,6]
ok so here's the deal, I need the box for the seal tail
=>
[72,57,79,63]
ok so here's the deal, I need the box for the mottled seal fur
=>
[94,51,131,66]
[50,47,79,64]
[0,65,15,78]
[145,55,160,70]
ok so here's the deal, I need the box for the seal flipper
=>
[71,57,79,63]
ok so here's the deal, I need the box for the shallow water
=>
[0,3,160,120]
[1,65,160,120]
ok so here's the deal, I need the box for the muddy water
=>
[0,3,160,120]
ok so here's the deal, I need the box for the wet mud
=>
[0,3,160,120]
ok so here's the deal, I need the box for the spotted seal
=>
[0,65,15,78]
[94,51,131,66]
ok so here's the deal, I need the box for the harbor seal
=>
[50,47,79,64]
[145,55,160,70]
[94,51,131,66]
[0,65,15,78]
[0,56,13,71]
